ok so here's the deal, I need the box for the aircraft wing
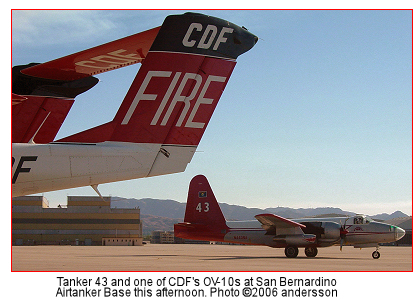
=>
[255,213,305,234]
[20,26,160,81]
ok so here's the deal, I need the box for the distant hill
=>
[265,207,355,219]
[217,203,267,221]
[111,197,409,233]
[370,211,408,221]
[140,214,182,236]
[112,198,186,219]
[111,197,269,220]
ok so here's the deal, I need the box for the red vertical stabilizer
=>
[175,175,229,241]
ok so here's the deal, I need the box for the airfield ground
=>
[12,244,412,271]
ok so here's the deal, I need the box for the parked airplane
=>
[12,13,258,197]
[175,175,406,259]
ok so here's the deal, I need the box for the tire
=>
[284,246,299,258]
[305,247,318,257]
[372,251,380,259]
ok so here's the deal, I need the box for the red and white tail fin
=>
[58,13,257,145]
[184,174,227,225]
[175,175,228,241]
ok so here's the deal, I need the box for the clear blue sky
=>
[12,10,412,215]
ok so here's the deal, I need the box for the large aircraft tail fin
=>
[184,174,227,225]
[12,13,258,196]
[58,13,258,147]
[175,175,228,241]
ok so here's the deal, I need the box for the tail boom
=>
[174,223,228,242]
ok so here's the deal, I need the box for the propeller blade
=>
[339,217,350,251]
[340,228,349,236]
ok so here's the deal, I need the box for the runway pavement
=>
[12,244,412,271]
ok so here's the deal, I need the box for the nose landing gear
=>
[372,245,381,259]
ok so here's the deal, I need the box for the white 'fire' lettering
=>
[121,71,172,125]
[186,75,226,128]
[121,71,227,128]
[161,73,202,126]
[150,72,182,126]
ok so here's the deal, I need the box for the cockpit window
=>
[354,216,363,224]
[353,215,371,224]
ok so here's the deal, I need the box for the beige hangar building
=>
[12,196,143,246]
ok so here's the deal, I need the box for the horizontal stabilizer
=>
[20,27,160,81]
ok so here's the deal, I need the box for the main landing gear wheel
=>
[372,250,380,259]
[305,247,318,257]
[284,246,299,258]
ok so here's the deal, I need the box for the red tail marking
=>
[112,52,235,145]
[59,52,235,145]
[175,175,228,241]
[184,174,226,226]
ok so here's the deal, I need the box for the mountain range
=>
[111,197,409,235]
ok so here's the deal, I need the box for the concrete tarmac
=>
[12,244,412,271]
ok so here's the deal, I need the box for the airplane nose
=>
[395,226,405,241]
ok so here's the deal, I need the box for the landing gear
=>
[372,250,380,259]
[284,246,299,258]
[372,245,381,259]
[305,247,318,257]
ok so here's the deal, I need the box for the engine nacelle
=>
[273,234,316,246]
[320,222,342,241]
[300,221,342,246]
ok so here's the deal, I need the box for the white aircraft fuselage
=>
[222,216,405,248]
